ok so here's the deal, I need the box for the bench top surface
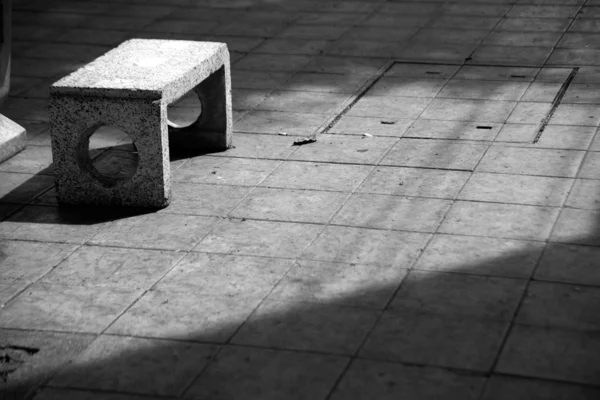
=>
[51,39,226,97]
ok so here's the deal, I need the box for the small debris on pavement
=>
[293,136,317,146]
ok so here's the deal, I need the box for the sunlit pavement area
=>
[2,0,600,398]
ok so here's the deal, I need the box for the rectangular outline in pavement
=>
[322,61,579,146]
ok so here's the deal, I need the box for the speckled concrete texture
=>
[0,114,26,164]
[49,39,232,208]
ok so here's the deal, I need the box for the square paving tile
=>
[324,39,404,59]
[164,183,251,217]
[385,63,459,79]
[481,375,600,400]
[496,325,600,385]
[550,104,600,126]
[156,252,291,297]
[517,281,600,331]
[0,206,113,244]
[0,145,53,175]
[253,38,331,56]
[234,54,312,72]
[454,65,538,81]
[534,125,596,150]
[551,208,600,245]
[535,243,600,286]
[302,56,387,75]
[89,213,219,251]
[195,219,322,258]
[33,388,165,400]
[566,179,600,209]
[0,282,27,306]
[357,166,470,198]
[231,70,292,90]
[411,28,489,45]
[234,110,330,135]
[0,240,76,284]
[280,72,370,94]
[438,80,529,101]
[230,187,347,223]
[332,193,451,232]
[563,83,600,104]
[288,134,397,165]
[329,359,485,400]
[301,226,429,267]
[548,48,600,67]
[107,290,262,343]
[360,309,508,371]
[278,24,349,40]
[347,96,431,119]
[342,26,417,43]
[458,172,572,206]
[232,299,379,355]
[439,201,559,240]
[269,260,408,309]
[50,335,217,397]
[506,102,552,124]
[390,270,526,321]
[329,116,413,137]
[521,81,562,102]
[508,5,580,19]
[381,139,488,170]
[494,124,538,143]
[395,43,475,63]
[477,146,585,177]
[469,45,552,66]
[414,234,545,278]
[368,77,447,98]
[484,31,563,47]
[256,90,350,114]
[232,88,271,111]
[0,283,140,333]
[183,346,347,400]
[421,98,515,122]
[403,119,501,141]
[578,151,600,179]
[173,157,280,186]
[0,172,53,204]
[0,329,95,399]
[260,161,372,192]
[0,204,20,220]
[210,133,297,159]
[497,17,571,32]
[39,245,183,290]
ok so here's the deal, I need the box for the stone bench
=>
[49,39,232,208]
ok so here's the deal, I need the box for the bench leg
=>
[168,63,232,153]
[49,95,171,208]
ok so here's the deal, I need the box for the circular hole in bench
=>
[88,125,139,186]
[167,90,202,129]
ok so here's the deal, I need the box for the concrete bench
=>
[49,39,232,208]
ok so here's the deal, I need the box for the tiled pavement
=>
[2,0,600,399]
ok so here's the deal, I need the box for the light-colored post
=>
[0,0,26,164]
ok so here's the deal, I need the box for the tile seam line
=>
[486,74,591,385]
[490,0,594,336]
[323,61,472,400]
[545,0,592,69]
[463,0,520,64]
